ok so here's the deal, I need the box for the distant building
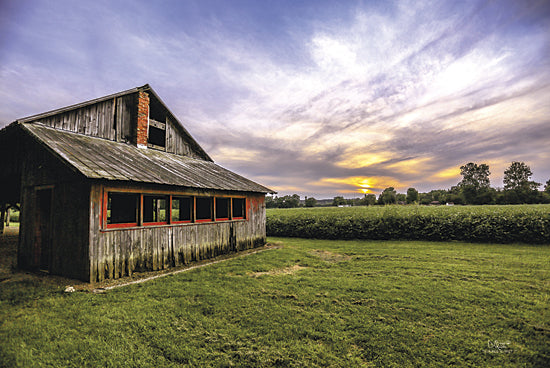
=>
[0,85,274,282]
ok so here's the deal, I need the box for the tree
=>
[365,194,377,206]
[459,162,491,189]
[458,162,491,204]
[359,194,377,206]
[378,187,397,205]
[503,162,540,204]
[304,197,317,207]
[265,195,276,208]
[332,196,346,206]
[406,188,418,204]
[283,194,301,208]
[396,193,406,203]
[543,180,550,203]
[503,162,539,191]
[266,194,301,208]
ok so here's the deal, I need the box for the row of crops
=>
[266,204,550,244]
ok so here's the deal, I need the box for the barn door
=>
[35,188,53,272]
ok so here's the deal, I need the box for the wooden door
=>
[35,188,53,272]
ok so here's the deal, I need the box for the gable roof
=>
[22,123,274,194]
[15,84,212,162]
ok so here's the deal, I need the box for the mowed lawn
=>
[1,237,549,367]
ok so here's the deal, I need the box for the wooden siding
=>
[165,116,203,159]
[22,95,136,144]
[89,183,266,283]
[116,94,136,143]
[13,84,213,161]
[17,136,90,280]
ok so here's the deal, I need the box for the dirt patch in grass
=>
[309,249,351,262]
[248,264,306,277]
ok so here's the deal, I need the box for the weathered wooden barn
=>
[0,84,274,282]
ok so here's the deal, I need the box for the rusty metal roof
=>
[22,123,274,194]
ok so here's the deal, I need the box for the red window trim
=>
[232,197,247,220]
[195,218,213,223]
[171,195,193,224]
[102,190,249,229]
[104,191,140,229]
[214,197,231,221]
[196,196,213,223]
[142,194,169,226]
[107,222,139,229]
[143,221,168,226]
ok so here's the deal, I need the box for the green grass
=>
[1,238,549,367]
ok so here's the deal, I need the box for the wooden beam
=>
[149,119,166,130]
[0,203,5,234]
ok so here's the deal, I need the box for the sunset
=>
[1,0,549,197]
[1,2,550,365]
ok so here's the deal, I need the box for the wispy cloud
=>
[1,0,549,197]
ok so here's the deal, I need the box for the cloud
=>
[202,2,550,196]
[1,0,549,197]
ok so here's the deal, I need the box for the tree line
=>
[266,161,550,208]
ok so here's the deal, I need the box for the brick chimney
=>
[136,91,149,148]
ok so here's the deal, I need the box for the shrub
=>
[266,205,550,244]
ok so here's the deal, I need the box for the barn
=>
[0,84,274,282]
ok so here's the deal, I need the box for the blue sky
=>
[1,0,549,197]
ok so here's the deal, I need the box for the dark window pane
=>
[216,198,230,219]
[196,197,212,220]
[148,126,166,147]
[172,196,192,222]
[232,198,245,218]
[143,195,167,223]
[108,193,138,224]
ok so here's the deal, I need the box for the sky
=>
[1,0,549,198]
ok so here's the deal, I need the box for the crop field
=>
[1,235,549,367]
[267,204,550,244]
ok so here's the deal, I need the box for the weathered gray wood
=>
[7,85,271,283]
[117,94,135,143]
[149,119,165,130]
[23,123,273,194]
[89,193,266,282]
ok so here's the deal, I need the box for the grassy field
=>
[1,236,548,367]
[267,204,550,244]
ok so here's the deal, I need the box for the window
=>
[103,191,249,229]
[148,126,166,147]
[215,197,230,220]
[232,198,246,219]
[143,195,168,224]
[196,197,213,222]
[172,196,192,223]
[147,119,166,149]
[107,193,139,227]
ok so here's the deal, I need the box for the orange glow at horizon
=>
[315,176,407,195]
